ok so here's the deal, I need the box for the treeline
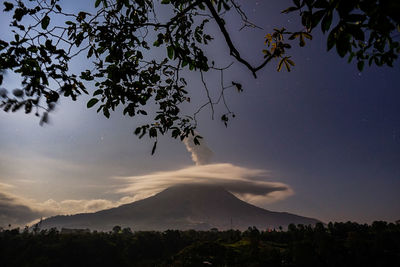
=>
[0,221,399,266]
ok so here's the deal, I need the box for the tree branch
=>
[166,0,205,27]
[204,0,272,78]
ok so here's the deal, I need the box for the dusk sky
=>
[0,0,399,227]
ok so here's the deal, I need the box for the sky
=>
[0,0,399,228]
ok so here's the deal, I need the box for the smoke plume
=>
[183,134,213,165]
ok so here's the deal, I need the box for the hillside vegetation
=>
[0,221,399,266]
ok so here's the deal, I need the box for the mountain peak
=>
[40,184,319,231]
[151,183,237,202]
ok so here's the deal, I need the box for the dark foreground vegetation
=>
[1,221,399,267]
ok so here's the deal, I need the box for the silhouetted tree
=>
[0,0,398,150]
[1,222,400,266]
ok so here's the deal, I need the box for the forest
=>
[0,221,399,266]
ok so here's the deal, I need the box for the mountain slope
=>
[40,184,319,231]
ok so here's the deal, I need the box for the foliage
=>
[0,221,399,266]
[280,0,400,71]
[0,0,398,150]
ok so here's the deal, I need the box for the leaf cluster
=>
[1,0,399,152]
[0,0,90,124]
[0,0,236,149]
[282,0,400,71]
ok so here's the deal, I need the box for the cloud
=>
[0,182,130,227]
[0,199,42,227]
[0,183,43,227]
[37,199,117,215]
[115,163,293,205]
[183,134,213,165]
[0,182,14,189]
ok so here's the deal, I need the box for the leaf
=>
[87,98,99,108]
[289,32,300,40]
[78,12,87,21]
[311,10,326,29]
[303,32,313,40]
[95,0,101,8]
[193,137,200,145]
[151,141,157,155]
[221,114,228,127]
[280,57,294,72]
[357,60,365,71]
[321,12,333,33]
[167,46,174,59]
[41,15,50,30]
[0,88,7,97]
[103,108,110,118]
[13,8,25,21]
[282,6,299,14]
[284,60,291,72]
[287,58,295,66]
[12,89,24,97]
[3,2,13,12]
[87,47,94,58]
[134,127,141,135]
[149,127,157,138]
[277,58,284,71]
[181,59,188,67]
[299,35,306,47]
[348,52,355,63]
[327,29,337,51]
[232,82,243,92]
[336,32,351,57]
[93,89,103,96]
[39,112,48,126]
[301,11,312,29]
[348,26,365,41]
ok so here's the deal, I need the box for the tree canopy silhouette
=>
[1,221,399,266]
[0,0,399,151]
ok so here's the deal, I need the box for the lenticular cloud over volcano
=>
[116,135,293,205]
[115,163,294,206]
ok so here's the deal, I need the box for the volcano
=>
[40,184,319,231]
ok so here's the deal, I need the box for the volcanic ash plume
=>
[183,134,213,165]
